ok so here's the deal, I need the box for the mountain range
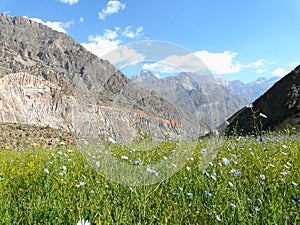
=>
[133,70,280,101]
[224,65,300,135]
[0,13,210,142]
[131,70,280,128]
[0,13,299,142]
[222,76,280,100]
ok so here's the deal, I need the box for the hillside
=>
[0,14,210,142]
[0,122,76,150]
[224,65,300,134]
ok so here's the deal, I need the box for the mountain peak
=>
[131,70,158,83]
[0,13,42,28]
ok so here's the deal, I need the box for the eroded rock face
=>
[0,72,209,141]
[0,72,72,129]
[224,65,300,135]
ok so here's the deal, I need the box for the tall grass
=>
[0,132,299,224]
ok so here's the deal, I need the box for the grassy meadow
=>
[0,131,299,224]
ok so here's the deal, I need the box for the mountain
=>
[226,76,280,101]
[224,65,300,135]
[132,71,249,128]
[0,14,210,142]
[132,70,159,84]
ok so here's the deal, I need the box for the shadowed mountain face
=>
[0,14,210,141]
[224,65,300,135]
[132,71,249,128]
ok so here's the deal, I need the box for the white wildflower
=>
[121,156,128,160]
[76,182,86,188]
[260,174,266,180]
[146,168,159,176]
[222,157,230,165]
[108,137,116,144]
[259,112,267,118]
[246,103,253,108]
[77,219,90,225]
[230,203,236,208]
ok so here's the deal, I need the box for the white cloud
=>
[122,26,144,38]
[81,26,144,58]
[82,38,145,70]
[271,68,287,77]
[143,53,208,74]
[103,28,119,40]
[195,50,241,74]
[136,26,144,35]
[30,18,73,33]
[79,17,84,22]
[103,46,145,69]
[81,35,121,58]
[99,0,126,20]
[244,59,264,68]
[142,63,179,74]
[256,69,265,74]
[140,50,241,75]
[122,26,135,38]
[58,0,79,5]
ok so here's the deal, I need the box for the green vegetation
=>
[0,132,299,224]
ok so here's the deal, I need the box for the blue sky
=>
[1,0,299,82]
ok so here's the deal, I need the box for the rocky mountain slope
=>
[0,14,210,142]
[132,71,249,128]
[224,65,300,134]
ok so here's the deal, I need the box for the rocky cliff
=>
[0,14,210,141]
[224,65,300,135]
[0,72,72,129]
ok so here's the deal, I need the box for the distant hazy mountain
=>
[132,71,249,128]
[224,65,300,134]
[132,70,159,84]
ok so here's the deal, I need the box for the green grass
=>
[0,132,299,224]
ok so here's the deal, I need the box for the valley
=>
[0,12,299,225]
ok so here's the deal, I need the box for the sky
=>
[1,0,299,82]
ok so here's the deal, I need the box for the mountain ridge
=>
[0,13,210,142]
[224,65,300,134]
[132,70,280,101]
[225,76,281,100]
[131,70,249,128]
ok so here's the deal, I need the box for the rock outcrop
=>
[224,65,300,135]
[0,72,73,129]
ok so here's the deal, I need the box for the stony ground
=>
[0,123,76,150]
